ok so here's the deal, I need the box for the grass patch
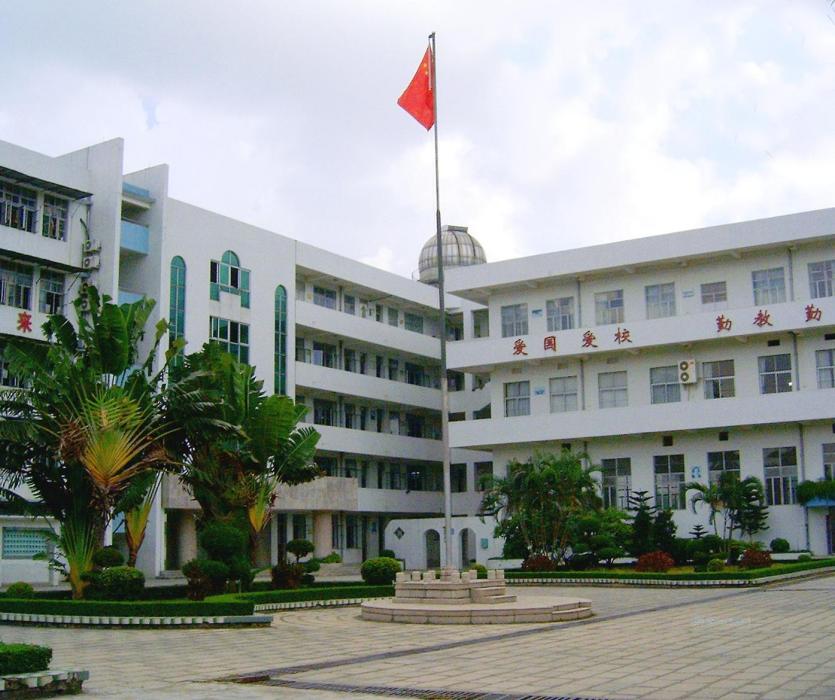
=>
[210,584,394,605]
[506,557,835,582]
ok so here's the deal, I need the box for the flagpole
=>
[428,31,454,571]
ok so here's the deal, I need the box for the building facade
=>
[445,210,835,555]
[0,138,491,583]
[0,136,833,583]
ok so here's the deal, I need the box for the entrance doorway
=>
[425,529,441,569]
[460,528,476,568]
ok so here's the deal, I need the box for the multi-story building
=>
[0,137,491,583]
[1,135,833,582]
[445,210,835,556]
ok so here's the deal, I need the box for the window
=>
[701,281,727,306]
[388,358,399,381]
[296,279,306,300]
[168,257,186,355]
[210,251,250,307]
[758,354,792,394]
[595,290,624,325]
[38,270,64,315]
[501,304,528,337]
[389,464,403,490]
[343,294,356,315]
[752,267,786,305]
[0,182,36,232]
[312,341,336,368]
[808,260,834,299]
[475,462,493,491]
[388,308,399,326]
[209,316,249,364]
[763,447,798,505]
[0,345,22,387]
[645,283,676,319]
[823,443,835,480]
[292,514,307,541]
[650,366,680,404]
[404,312,424,333]
[504,381,530,417]
[42,195,68,240]
[313,399,337,426]
[345,515,359,548]
[549,376,578,413]
[2,528,51,559]
[598,371,627,408]
[274,285,287,394]
[344,404,356,429]
[708,450,740,485]
[0,261,33,309]
[703,360,735,399]
[313,286,336,310]
[654,454,686,510]
[451,464,467,493]
[546,297,574,331]
[601,458,631,509]
[472,309,489,338]
[816,349,835,389]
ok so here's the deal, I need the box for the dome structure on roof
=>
[418,225,487,285]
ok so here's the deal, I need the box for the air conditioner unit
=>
[82,239,101,253]
[679,359,697,384]
[82,255,100,271]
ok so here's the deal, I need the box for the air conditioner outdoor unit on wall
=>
[679,359,697,384]
[82,239,101,253]
[82,255,101,271]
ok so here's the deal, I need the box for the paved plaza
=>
[1,575,833,699]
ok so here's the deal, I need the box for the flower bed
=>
[505,557,835,583]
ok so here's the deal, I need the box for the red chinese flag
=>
[397,48,435,130]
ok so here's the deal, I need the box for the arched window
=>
[274,285,287,394]
[210,250,250,307]
[169,256,186,350]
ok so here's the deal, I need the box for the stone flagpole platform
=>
[361,569,592,624]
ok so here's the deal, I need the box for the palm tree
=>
[480,450,601,563]
[687,480,726,537]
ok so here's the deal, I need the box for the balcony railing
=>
[120,220,149,255]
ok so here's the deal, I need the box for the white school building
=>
[0,136,832,583]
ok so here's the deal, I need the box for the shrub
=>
[286,539,315,562]
[200,522,247,562]
[360,557,401,585]
[5,582,35,598]
[92,546,125,569]
[304,558,321,573]
[182,558,229,600]
[380,549,396,560]
[635,551,675,573]
[301,573,315,585]
[0,643,52,675]
[770,537,790,554]
[739,548,772,569]
[707,558,725,572]
[86,566,145,600]
[321,551,342,563]
[521,554,557,571]
[728,541,745,564]
[469,563,488,579]
[271,561,305,589]
[566,550,597,570]
[798,553,812,562]
[668,538,691,566]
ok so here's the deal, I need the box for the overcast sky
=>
[3,1,835,278]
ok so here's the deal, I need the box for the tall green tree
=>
[480,451,601,563]
[168,343,321,552]
[0,286,184,596]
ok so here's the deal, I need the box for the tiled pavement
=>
[1,576,833,698]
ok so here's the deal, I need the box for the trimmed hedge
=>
[0,598,253,617]
[211,584,394,605]
[505,558,835,582]
[0,643,52,675]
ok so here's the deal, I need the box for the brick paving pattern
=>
[0,575,832,698]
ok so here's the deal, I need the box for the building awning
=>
[0,166,92,200]
[804,497,835,508]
